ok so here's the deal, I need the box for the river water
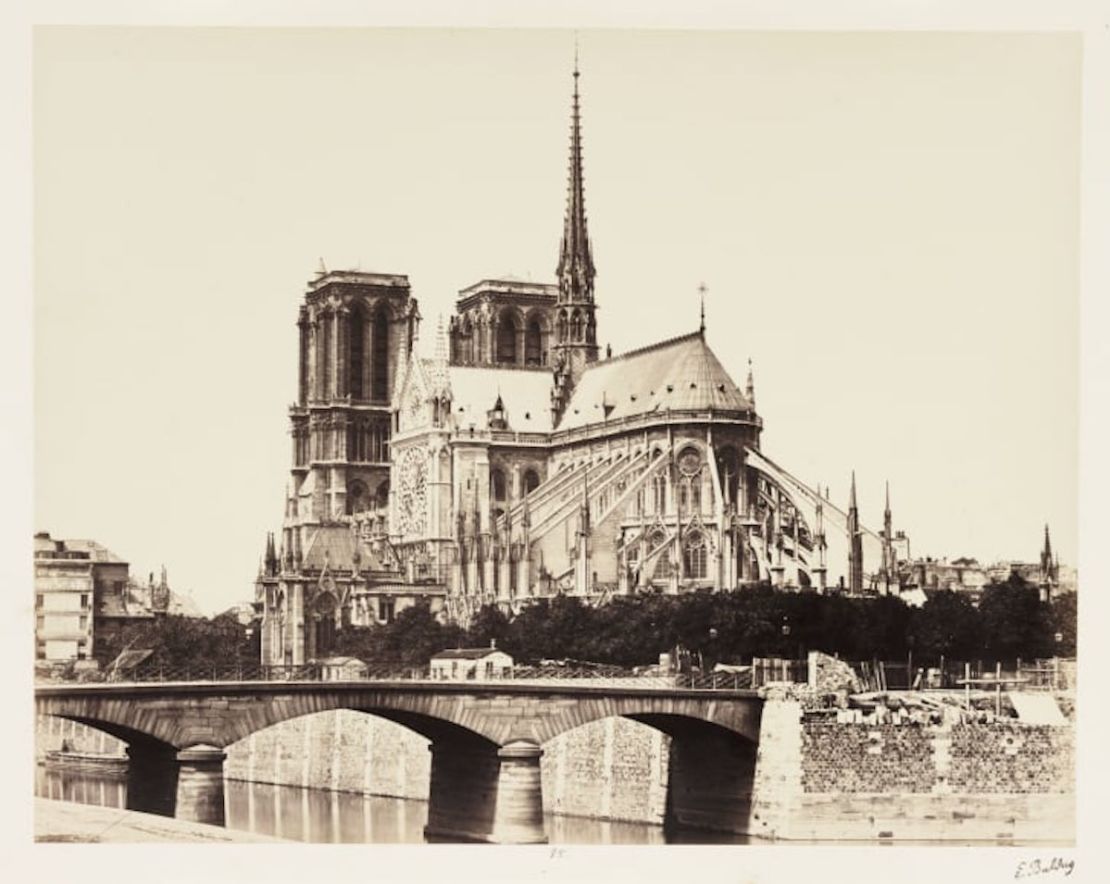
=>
[35,765,747,844]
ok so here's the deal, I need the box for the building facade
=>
[33,532,173,662]
[256,64,905,665]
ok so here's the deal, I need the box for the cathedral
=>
[256,63,899,666]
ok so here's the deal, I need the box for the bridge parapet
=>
[36,663,758,692]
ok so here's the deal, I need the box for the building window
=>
[80,594,89,609]
[652,473,667,514]
[349,305,366,399]
[683,532,708,579]
[525,318,544,365]
[35,594,43,609]
[491,468,507,502]
[371,307,390,401]
[380,597,395,624]
[79,615,88,631]
[496,310,518,364]
[36,614,44,632]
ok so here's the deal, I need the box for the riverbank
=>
[34,798,286,843]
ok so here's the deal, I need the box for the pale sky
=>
[33,28,1080,614]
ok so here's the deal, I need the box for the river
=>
[35,765,747,844]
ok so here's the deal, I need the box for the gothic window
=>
[313,592,338,657]
[716,446,741,507]
[491,468,507,502]
[321,314,333,398]
[683,531,708,579]
[653,546,674,582]
[375,480,390,511]
[349,305,366,399]
[371,306,390,401]
[379,596,395,624]
[557,311,567,343]
[496,310,519,364]
[652,472,667,514]
[347,481,368,514]
[571,309,583,341]
[525,316,544,365]
[522,468,540,496]
[459,318,474,364]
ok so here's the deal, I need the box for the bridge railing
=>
[35,661,756,691]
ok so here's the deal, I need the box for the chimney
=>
[490,638,497,650]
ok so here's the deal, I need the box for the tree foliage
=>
[94,613,255,668]
[97,576,1076,671]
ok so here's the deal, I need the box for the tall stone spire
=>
[847,471,863,594]
[881,481,895,593]
[556,52,595,305]
[551,50,600,420]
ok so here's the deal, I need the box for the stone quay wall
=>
[752,694,1075,843]
[37,715,126,756]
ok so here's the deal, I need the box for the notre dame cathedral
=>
[256,63,898,666]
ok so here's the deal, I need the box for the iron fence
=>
[35,661,756,691]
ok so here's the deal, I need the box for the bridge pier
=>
[424,738,546,844]
[490,740,547,844]
[174,745,227,827]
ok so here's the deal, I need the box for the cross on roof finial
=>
[698,282,707,333]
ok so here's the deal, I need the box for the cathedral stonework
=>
[256,63,895,663]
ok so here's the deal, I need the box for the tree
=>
[978,575,1053,661]
[907,590,983,662]
[94,614,254,670]
[466,605,512,652]
[1048,591,1077,657]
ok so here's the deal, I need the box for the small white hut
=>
[429,643,514,681]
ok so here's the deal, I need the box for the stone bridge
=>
[36,680,764,843]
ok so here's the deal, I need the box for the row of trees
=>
[93,612,257,669]
[336,574,1076,669]
[89,575,1076,671]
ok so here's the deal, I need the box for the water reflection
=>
[35,766,747,844]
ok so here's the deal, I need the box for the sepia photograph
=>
[8,2,1108,882]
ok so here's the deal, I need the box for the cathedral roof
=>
[447,365,554,433]
[301,525,385,572]
[557,331,754,431]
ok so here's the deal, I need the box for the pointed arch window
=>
[347,481,369,514]
[525,317,544,365]
[349,305,366,399]
[570,309,583,341]
[522,469,540,496]
[458,319,474,364]
[496,310,518,364]
[491,468,507,503]
[652,472,667,514]
[371,307,390,401]
[313,591,338,657]
[683,531,708,579]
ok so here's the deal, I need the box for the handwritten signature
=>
[1015,857,1075,879]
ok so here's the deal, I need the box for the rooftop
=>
[307,270,410,292]
[457,278,559,301]
[447,365,554,433]
[557,330,755,431]
[431,648,509,660]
